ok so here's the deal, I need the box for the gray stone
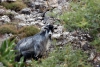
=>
[0,9,6,15]
[7,0,16,1]
[52,33,61,39]
[44,11,51,18]
[62,32,69,38]
[45,0,58,7]
[20,8,31,15]
[14,14,26,22]
[0,62,4,67]
[0,15,11,23]
[0,0,16,2]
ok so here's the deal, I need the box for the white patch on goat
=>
[46,39,51,50]
[45,30,52,50]
[49,30,52,35]
[45,30,49,38]
[19,42,27,48]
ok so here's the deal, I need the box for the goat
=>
[14,25,54,62]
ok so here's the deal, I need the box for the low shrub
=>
[18,25,40,38]
[0,24,17,35]
[0,40,24,67]
[0,1,26,11]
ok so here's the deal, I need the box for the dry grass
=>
[0,24,17,35]
[0,24,40,40]
[18,25,40,38]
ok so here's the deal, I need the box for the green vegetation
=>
[90,38,100,52]
[58,0,100,52]
[0,1,26,11]
[0,0,100,67]
[31,45,92,67]
[59,0,100,32]
[0,40,24,67]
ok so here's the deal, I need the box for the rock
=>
[20,8,31,15]
[81,41,90,51]
[44,11,52,18]
[14,14,26,22]
[0,9,6,15]
[62,32,69,38]
[35,17,43,21]
[0,34,11,46]
[0,0,16,2]
[45,0,58,7]
[88,51,96,61]
[56,41,62,46]
[57,25,64,33]
[0,62,4,67]
[58,0,67,4]
[35,20,44,26]
[52,33,61,39]
[26,18,35,23]
[6,10,18,15]
[0,15,11,23]
[7,0,16,2]
[18,23,27,26]
[44,18,54,24]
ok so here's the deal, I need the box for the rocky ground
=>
[0,0,100,67]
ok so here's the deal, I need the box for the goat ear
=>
[44,27,48,29]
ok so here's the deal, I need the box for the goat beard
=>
[49,35,51,40]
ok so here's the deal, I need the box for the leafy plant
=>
[0,39,25,67]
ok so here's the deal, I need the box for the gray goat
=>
[15,25,54,62]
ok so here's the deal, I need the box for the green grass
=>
[31,44,92,67]
[58,0,100,52]
[59,0,100,31]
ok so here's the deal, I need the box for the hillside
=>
[0,0,100,67]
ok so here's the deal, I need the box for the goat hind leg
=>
[15,54,23,62]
